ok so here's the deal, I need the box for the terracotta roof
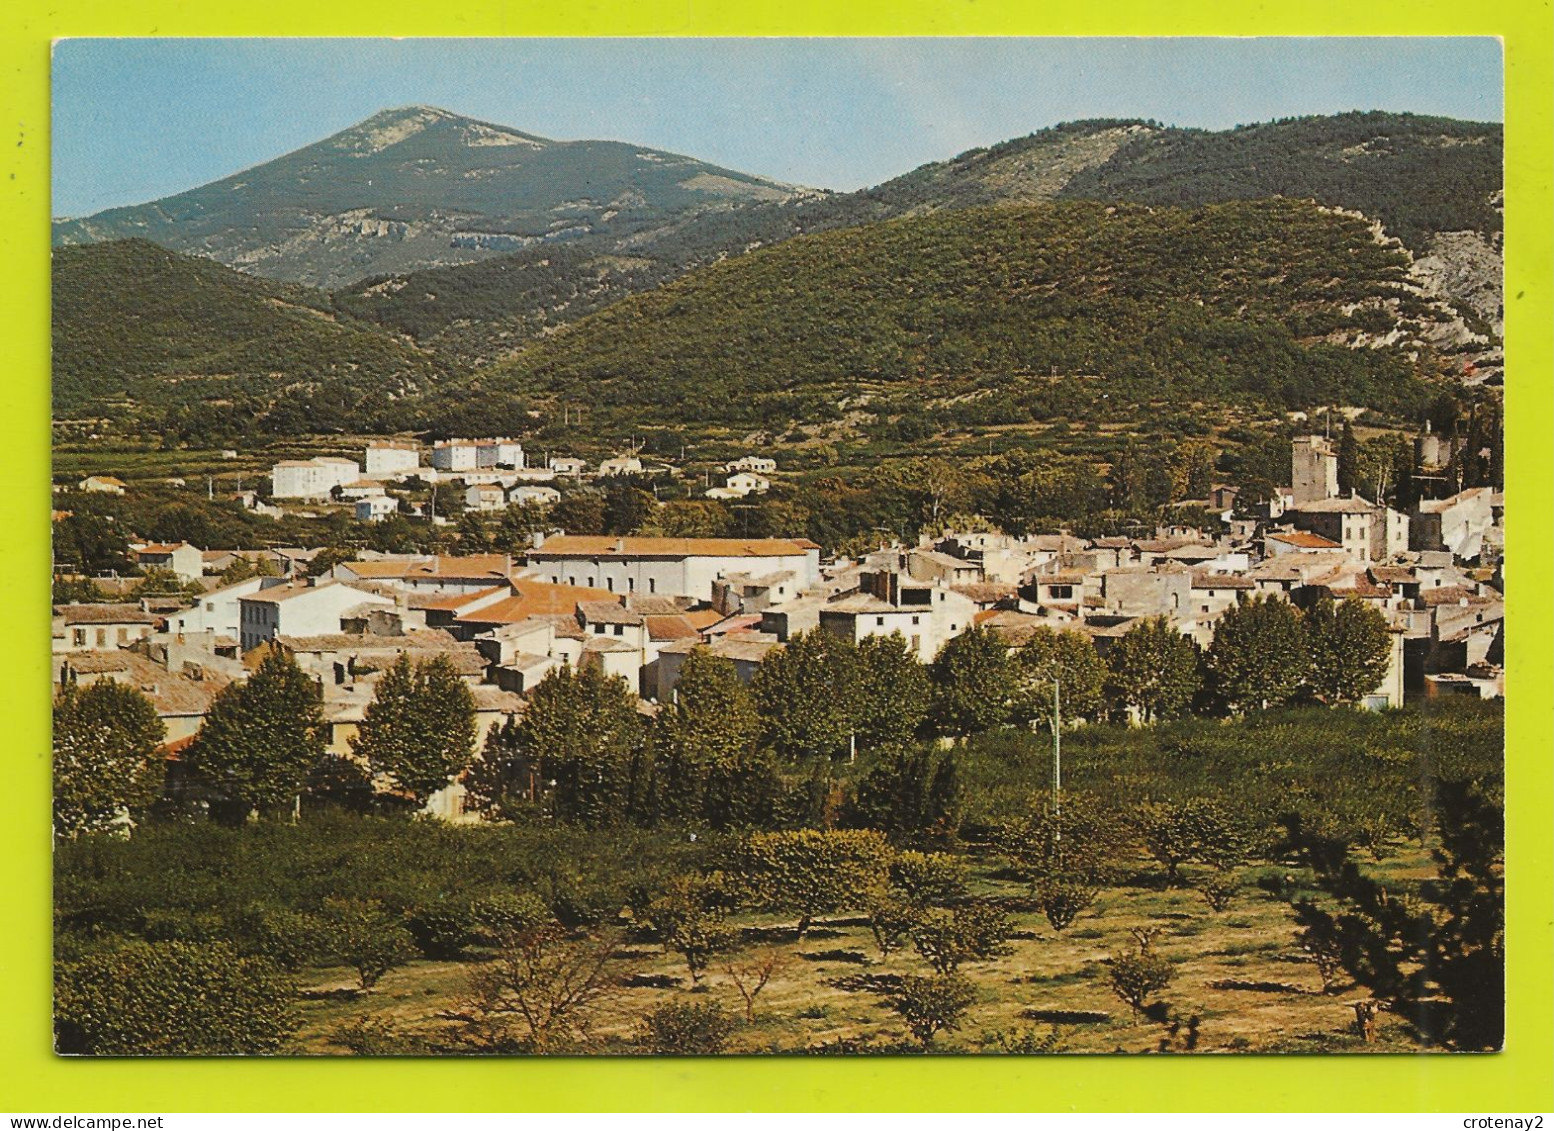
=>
[136,542,193,555]
[407,585,510,612]
[645,615,699,641]
[577,600,642,625]
[581,635,638,654]
[60,652,232,718]
[953,582,1017,605]
[659,635,780,663]
[1368,566,1415,584]
[683,608,728,630]
[1419,585,1484,607]
[1266,531,1343,549]
[455,581,616,624]
[1290,497,1380,514]
[57,603,160,625]
[534,536,812,558]
[1190,572,1255,590]
[1034,571,1087,587]
[242,582,385,606]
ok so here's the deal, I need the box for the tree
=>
[636,1000,737,1054]
[1205,594,1308,711]
[1305,597,1392,704]
[1282,779,1504,1050]
[55,940,296,1054]
[994,791,1128,930]
[442,926,631,1053]
[751,628,860,761]
[929,625,1014,738]
[320,898,417,992]
[724,949,789,1022]
[639,874,737,984]
[1337,420,1360,496]
[53,681,166,838]
[1135,798,1251,886]
[1104,617,1200,723]
[854,633,931,749]
[1107,936,1175,1021]
[907,901,1014,974]
[732,829,893,937]
[184,649,326,822]
[654,648,761,822]
[1011,626,1107,727]
[603,483,655,536]
[844,745,961,847]
[350,653,477,809]
[888,973,978,1049]
[551,493,606,536]
[495,663,644,826]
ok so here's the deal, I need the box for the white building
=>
[356,496,399,523]
[548,457,587,476]
[465,483,508,512]
[271,457,361,500]
[1412,488,1495,560]
[598,456,643,477]
[166,576,280,640]
[237,582,395,652]
[529,535,821,602]
[815,570,978,663]
[365,441,421,478]
[726,456,777,475]
[434,438,524,471]
[510,485,561,507]
[130,541,204,583]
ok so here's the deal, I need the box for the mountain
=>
[51,105,812,289]
[430,198,1473,435]
[52,239,441,437]
[335,113,1503,363]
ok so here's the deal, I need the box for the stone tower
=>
[1291,435,1339,504]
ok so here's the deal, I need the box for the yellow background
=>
[3,0,1549,1112]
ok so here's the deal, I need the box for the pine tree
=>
[1205,594,1308,712]
[53,680,167,837]
[1305,597,1393,704]
[185,649,326,822]
[855,633,931,750]
[351,653,477,810]
[751,629,861,761]
[1104,616,1200,723]
[928,625,1014,738]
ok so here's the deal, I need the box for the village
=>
[52,427,1505,823]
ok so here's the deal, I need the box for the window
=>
[568,577,576,586]
[876,616,885,626]
[628,578,635,592]
[95,628,107,647]
[72,628,86,646]
[911,616,920,626]
[117,628,128,645]
[649,578,656,594]
[613,624,624,636]
[606,578,614,591]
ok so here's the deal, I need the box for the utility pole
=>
[1052,679,1062,837]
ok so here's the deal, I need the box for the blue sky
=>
[52,37,1504,218]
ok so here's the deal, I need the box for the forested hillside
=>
[337,113,1502,363]
[52,239,443,435]
[438,198,1454,432]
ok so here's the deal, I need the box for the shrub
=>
[328,1015,425,1055]
[908,901,1014,974]
[1107,948,1175,1020]
[1197,873,1241,912]
[636,1000,738,1054]
[469,892,553,945]
[321,899,418,991]
[889,851,970,908]
[405,901,480,960]
[888,973,979,1049]
[731,829,892,937]
[640,876,738,984]
[1034,877,1101,932]
[233,906,331,973]
[56,940,296,1054]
